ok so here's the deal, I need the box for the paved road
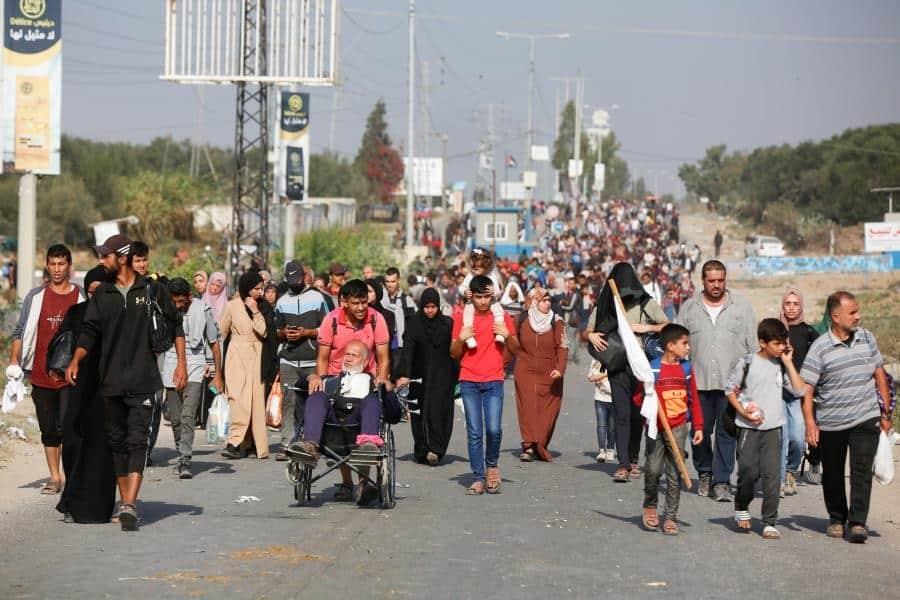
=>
[2,366,896,599]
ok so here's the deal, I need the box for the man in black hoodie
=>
[66,235,186,531]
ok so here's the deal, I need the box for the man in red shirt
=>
[10,244,84,495]
[451,275,520,495]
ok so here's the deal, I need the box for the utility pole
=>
[16,174,36,299]
[405,0,416,250]
[329,83,342,151]
[572,73,584,198]
[439,132,448,210]
[421,60,430,157]
[497,31,569,241]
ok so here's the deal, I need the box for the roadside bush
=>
[294,225,393,276]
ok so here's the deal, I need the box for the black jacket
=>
[76,275,184,396]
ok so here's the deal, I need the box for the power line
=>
[345,8,900,46]
[75,0,155,22]
[66,19,161,47]
[342,7,405,36]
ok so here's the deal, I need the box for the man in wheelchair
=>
[290,279,392,504]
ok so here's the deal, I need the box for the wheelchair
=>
[283,380,417,509]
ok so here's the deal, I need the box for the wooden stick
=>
[608,279,693,490]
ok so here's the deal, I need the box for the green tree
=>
[309,152,368,200]
[120,171,213,244]
[553,101,629,196]
[678,145,745,209]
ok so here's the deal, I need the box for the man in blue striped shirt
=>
[801,291,893,544]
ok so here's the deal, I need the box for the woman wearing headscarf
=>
[365,278,397,345]
[202,271,228,322]
[513,288,569,462]
[54,265,116,523]
[779,287,819,492]
[500,279,525,320]
[583,262,668,482]
[192,270,208,297]
[397,288,457,465]
[219,271,269,459]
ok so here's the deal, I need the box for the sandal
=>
[762,525,780,540]
[485,467,501,494]
[334,483,353,502]
[734,510,752,532]
[40,480,62,495]
[642,507,659,530]
[519,449,535,462]
[662,519,679,536]
[466,481,485,495]
[613,467,629,482]
[629,464,642,479]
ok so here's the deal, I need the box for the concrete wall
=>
[744,254,893,277]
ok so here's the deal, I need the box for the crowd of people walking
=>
[5,196,894,544]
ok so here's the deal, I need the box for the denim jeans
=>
[594,400,616,451]
[781,395,806,483]
[460,380,504,482]
[691,389,736,485]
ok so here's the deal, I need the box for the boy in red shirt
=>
[642,323,704,535]
[451,275,519,495]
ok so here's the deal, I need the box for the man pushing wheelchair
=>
[288,280,395,506]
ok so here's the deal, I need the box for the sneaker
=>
[221,444,243,460]
[118,503,139,532]
[595,451,606,463]
[426,452,439,466]
[826,522,845,539]
[805,462,822,485]
[111,502,121,524]
[848,524,868,544]
[698,472,712,498]
[784,471,797,496]
[606,449,617,463]
[178,460,193,480]
[712,483,733,503]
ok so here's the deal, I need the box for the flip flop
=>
[466,481,485,495]
[662,519,679,536]
[642,508,660,530]
[40,480,61,495]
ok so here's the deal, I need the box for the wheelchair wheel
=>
[379,430,396,509]
[288,462,312,505]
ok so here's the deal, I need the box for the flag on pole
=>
[612,293,660,440]
[506,154,517,168]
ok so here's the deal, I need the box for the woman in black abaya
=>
[397,288,458,465]
[583,262,667,482]
[55,265,116,523]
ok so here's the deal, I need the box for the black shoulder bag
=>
[146,282,174,353]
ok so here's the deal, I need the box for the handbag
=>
[266,375,283,428]
[46,329,75,378]
[145,282,173,353]
[587,329,627,375]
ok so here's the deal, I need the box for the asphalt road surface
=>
[2,364,896,599]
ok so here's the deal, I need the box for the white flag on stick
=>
[610,285,660,440]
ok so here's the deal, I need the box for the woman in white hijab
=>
[513,288,569,462]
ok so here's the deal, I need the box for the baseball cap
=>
[329,262,347,275]
[284,260,304,285]
[94,234,132,257]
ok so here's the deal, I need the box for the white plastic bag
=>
[207,393,230,444]
[873,430,896,485]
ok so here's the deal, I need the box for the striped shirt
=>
[800,328,883,431]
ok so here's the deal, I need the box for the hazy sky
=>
[60,1,900,196]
